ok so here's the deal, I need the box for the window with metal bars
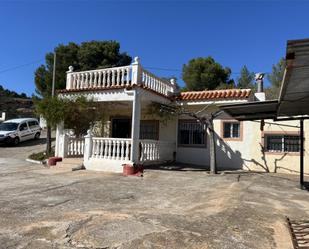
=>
[265,135,300,152]
[178,120,206,147]
[223,122,240,138]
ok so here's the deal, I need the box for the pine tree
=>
[237,66,255,89]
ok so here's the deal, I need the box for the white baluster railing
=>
[141,69,174,96]
[91,138,132,161]
[140,140,175,162]
[66,59,177,97]
[67,137,85,157]
[67,65,132,91]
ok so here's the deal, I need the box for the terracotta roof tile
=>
[178,89,252,101]
[57,86,251,102]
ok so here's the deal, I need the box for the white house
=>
[55,57,308,174]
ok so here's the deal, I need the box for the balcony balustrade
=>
[66,57,177,97]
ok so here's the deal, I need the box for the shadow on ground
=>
[145,163,209,172]
[0,137,55,148]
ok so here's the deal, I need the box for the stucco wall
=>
[173,104,309,174]
[85,101,308,175]
[91,103,177,144]
[242,119,307,174]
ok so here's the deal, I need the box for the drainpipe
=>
[300,119,304,189]
[254,73,266,131]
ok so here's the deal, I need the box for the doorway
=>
[112,118,131,138]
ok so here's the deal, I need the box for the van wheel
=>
[35,132,40,139]
[13,137,19,146]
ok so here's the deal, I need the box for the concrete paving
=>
[0,155,308,248]
[0,130,53,160]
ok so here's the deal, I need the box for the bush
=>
[28,150,54,161]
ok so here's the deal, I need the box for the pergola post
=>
[300,119,304,189]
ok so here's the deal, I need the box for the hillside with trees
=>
[0,85,28,98]
[0,85,34,119]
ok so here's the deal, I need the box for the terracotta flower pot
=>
[48,157,62,166]
[122,164,135,176]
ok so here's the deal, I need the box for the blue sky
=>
[0,0,309,96]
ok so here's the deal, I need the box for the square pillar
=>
[131,89,141,163]
[84,130,93,162]
[55,121,64,157]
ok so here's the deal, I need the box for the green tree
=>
[34,41,131,97]
[78,41,131,71]
[34,41,131,154]
[265,58,285,99]
[35,96,108,154]
[35,96,68,154]
[237,65,255,89]
[267,58,285,88]
[63,97,107,137]
[182,57,234,91]
[0,84,29,98]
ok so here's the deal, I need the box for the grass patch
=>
[28,150,54,161]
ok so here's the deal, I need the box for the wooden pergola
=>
[221,38,309,190]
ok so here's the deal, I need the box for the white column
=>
[55,121,64,157]
[84,130,93,162]
[170,78,176,94]
[61,134,69,158]
[131,56,142,85]
[130,89,141,163]
[66,66,74,89]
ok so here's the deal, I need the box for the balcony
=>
[57,134,175,172]
[65,57,177,97]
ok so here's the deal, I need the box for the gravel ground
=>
[0,156,308,249]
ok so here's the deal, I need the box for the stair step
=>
[56,162,82,167]
[61,158,83,164]
[55,157,83,168]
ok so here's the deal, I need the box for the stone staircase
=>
[55,157,84,170]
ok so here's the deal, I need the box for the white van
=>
[0,118,41,145]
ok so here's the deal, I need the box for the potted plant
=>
[122,163,144,176]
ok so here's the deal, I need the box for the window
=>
[140,120,159,140]
[28,121,39,129]
[265,134,300,153]
[19,123,28,131]
[178,120,206,147]
[223,122,240,139]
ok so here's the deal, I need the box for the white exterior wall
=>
[175,109,309,174]
[213,117,254,170]
[177,146,210,166]
[158,119,177,142]
[56,86,308,174]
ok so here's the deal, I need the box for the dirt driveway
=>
[0,158,308,249]
[0,130,53,159]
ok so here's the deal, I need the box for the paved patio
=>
[0,158,308,249]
